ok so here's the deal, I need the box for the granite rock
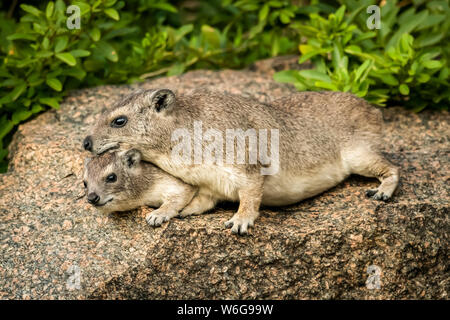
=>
[0,57,448,299]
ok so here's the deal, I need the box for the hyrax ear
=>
[145,89,175,112]
[121,149,141,168]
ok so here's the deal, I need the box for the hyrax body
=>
[83,149,199,226]
[84,89,399,235]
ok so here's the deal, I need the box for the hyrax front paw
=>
[146,211,172,227]
[224,214,255,235]
[365,189,390,201]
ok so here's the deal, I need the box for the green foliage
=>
[0,0,448,171]
[275,0,450,110]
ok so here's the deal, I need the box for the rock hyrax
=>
[83,149,199,226]
[84,89,399,235]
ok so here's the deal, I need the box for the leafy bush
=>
[0,0,448,171]
[275,0,450,110]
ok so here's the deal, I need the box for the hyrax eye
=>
[83,181,87,188]
[106,173,117,183]
[111,116,127,128]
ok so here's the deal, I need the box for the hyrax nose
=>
[83,136,93,152]
[87,192,100,205]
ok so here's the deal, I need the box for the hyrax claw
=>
[366,189,390,201]
[225,215,255,235]
[146,212,171,227]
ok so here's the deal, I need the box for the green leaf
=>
[12,109,33,125]
[334,5,346,24]
[314,81,338,91]
[354,60,373,83]
[274,70,308,89]
[415,32,445,48]
[104,0,117,7]
[417,73,430,83]
[299,48,331,63]
[298,70,332,83]
[149,3,178,13]
[273,70,302,83]
[89,28,101,42]
[399,84,409,95]
[20,4,42,16]
[46,2,54,19]
[422,60,442,69]
[72,1,91,16]
[416,14,446,31]
[95,41,118,62]
[173,24,193,42]
[7,33,37,41]
[354,31,377,43]
[377,74,399,86]
[11,82,27,101]
[201,25,221,48]
[345,4,366,24]
[63,68,86,80]
[167,63,185,76]
[280,12,291,24]
[31,104,44,113]
[104,8,120,21]
[46,77,62,91]
[0,116,14,140]
[332,43,347,71]
[36,51,54,59]
[70,49,91,58]
[54,36,69,53]
[42,37,50,50]
[259,4,269,21]
[55,52,76,66]
[39,97,60,109]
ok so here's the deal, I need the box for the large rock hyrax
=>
[84,89,399,235]
[83,149,198,226]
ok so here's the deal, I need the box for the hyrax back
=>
[83,149,198,226]
[85,89,399,234]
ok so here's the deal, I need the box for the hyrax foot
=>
[226,179,263,235]
[225,214,256,235]
[366,188,390,201]
[347,149,399,202]
[146,210,175,227]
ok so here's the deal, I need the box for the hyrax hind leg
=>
[179,191,217,217]
[346,147,399,201]
[225,174,264,235]
[146,187,197,227]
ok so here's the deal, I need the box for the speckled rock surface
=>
[0,57,448,299]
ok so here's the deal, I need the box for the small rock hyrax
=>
[83,149,199,226]
[84,89,399,235]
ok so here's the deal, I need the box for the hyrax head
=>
[83,88,176,156]
[83,149,146,213]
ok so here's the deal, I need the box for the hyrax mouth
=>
[94,198,114,207]
[97,143,120,156]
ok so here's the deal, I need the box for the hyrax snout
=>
[83,149,199,227]
[85,88,399,235]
